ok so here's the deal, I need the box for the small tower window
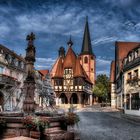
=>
[91,56,94,60]
[84,56,88,63]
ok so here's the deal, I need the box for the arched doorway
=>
[0,92,4,111]
[59,93,68,104]
[70,93,78,104]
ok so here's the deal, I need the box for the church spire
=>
[80,17,93,55]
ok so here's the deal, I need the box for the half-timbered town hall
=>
[51,19,96,107]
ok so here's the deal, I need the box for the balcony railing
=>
[0,74,19,88]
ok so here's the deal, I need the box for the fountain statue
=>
[23,32,36,114]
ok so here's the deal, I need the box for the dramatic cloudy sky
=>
[0,0,140,76]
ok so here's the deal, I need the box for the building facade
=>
[0,44,26,111]
[123,45,140,116]
[39,70,55,108]
[51,19,96,108]
[110,61,116,108]
[0,43,54,112]
[110,41,140,116]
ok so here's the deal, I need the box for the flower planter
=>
[30,131,40,139]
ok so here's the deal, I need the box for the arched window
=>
[84,56,88,63]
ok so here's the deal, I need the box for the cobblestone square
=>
[75,106,140,140]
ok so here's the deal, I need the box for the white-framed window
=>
[0,66,3,74]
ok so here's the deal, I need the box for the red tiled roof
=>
[39,70,49,80]
[63,47,77,68]
[53,57,63,78]
[51,46,92,85]
[50,58,59,77]
[39,69,49,76]
[110,61,115,83]
[116,41,140,70]
[74,57,85,78]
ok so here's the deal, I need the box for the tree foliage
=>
[93,74,110,101]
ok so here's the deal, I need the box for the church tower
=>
[80,17,96,84]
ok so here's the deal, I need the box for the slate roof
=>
[80,18,93,55]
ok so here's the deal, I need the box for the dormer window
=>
[129,54,132,62]
[135,50,138,58]
[124,58,127,65]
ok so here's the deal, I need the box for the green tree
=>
[93,74,110,102]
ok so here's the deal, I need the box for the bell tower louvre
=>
[79,17,96,84]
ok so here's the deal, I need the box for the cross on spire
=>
[26,32,35,46]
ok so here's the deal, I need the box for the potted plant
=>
[23,116,49,139]
[23,116,36,131]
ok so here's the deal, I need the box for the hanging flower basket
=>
[23,116,49,132]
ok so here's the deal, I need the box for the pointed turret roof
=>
[53,57,63,78]
[80,17,93,55]
[63,39,77,68]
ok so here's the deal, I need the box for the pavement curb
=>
[121,114,140,124]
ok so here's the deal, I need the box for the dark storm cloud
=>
[0,0,140,75]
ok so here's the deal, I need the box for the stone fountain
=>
[0,33,75,140]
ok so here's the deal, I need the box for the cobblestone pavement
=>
[74,106,140,140]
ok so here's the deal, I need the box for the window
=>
[84,56,88,63]
[18,61,21,67]
[91,56,94,60]
[127,72,132,80]
[0,66,3,74]
[131,93,140,110]
[21,62,24,69]
[15,59,18,66]
[126,94,130,109]
[10,70,13,77]
[91,68,93,72]
[134,69,138,78]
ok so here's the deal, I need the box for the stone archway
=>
[70,93,78,104]
[59,93,68,104]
